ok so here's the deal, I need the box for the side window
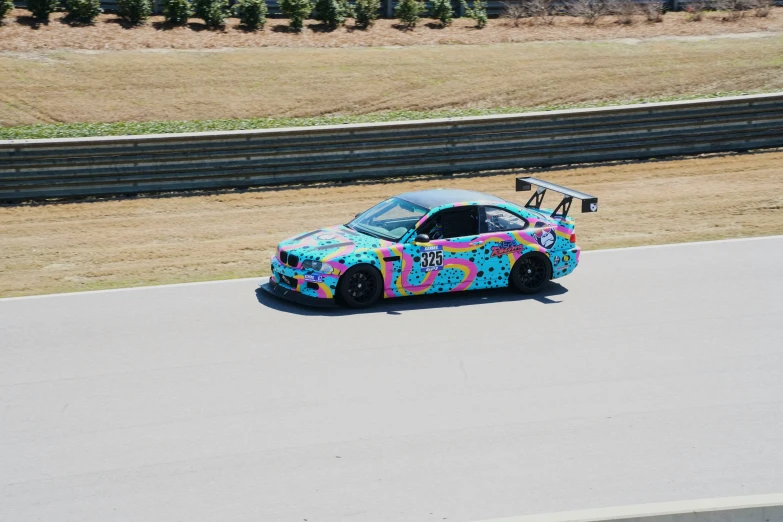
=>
[482,206,529,233]
[420,207,479,240]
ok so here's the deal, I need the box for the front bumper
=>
[259,278,337,308]
[265,255,338,307]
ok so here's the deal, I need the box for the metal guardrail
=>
[1,93,782,201]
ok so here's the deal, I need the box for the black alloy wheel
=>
[338,265,383,308]
[510,254,550,294]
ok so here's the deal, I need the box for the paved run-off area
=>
[1,150,782,297]
[1,237,782,521]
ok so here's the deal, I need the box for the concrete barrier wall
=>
[2,93,782,201]
[478,494,783,522]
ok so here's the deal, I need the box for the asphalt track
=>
[1,237,782,522]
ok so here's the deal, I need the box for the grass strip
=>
[1,90,778,140]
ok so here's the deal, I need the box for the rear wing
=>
[516,177,598,219]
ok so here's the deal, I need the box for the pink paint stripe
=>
[399,249,416,294]
[406,270,437,294]
[444,258,478,292]
[380,247,397,297]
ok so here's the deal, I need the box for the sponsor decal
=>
[534,227,557,249]
[304,274,325,282]
[589,202,598,212]
[554,256,561,265]
[490,240,523,258]
[420,245,443,272]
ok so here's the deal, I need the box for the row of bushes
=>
[0,0,774,28]
[503,0,773,25]
[0,0,101,22]
[0,0,488,28]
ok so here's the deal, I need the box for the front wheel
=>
[510,254,551,294]
[337,265,383,308]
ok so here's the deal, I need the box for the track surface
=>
[1,237,782,522]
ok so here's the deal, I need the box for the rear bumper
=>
[550,246,581,279]
[259,278,337,308]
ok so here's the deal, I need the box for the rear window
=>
[482,206,529,233]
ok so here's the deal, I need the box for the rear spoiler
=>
[516,177,598,219]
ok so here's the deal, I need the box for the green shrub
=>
[354,0,379,27]
[234,0,267,29]
[193,0,207,17]
[1,0,14,22]
[431,0,453,25]
[314,0,351,28]
[67,0,102,22]
[461,0,487,26]
[164,0,192,23]
[203,0,228,26]
[394,0,424,26]
[117,0,152,23]
[26,0,59,20]
[279,0,313,29]
[194,0,228,27]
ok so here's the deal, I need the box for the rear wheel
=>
[510,253,551,294]
[337,265,383,308]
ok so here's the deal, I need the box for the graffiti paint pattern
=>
[270,200,581,301]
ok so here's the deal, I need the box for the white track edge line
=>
[2,235,781,302]
[0,277,265,302]
[582,234,781,254]
[474,493,783,522]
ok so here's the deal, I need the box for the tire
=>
[510,253,551,294]
[337,264,383,308]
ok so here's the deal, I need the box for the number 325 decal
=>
[420,245,443,272]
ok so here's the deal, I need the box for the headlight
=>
[301,260,337,275]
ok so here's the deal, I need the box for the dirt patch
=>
[1,35,782,126]
[0,8,782,50]
[1,151,781,297]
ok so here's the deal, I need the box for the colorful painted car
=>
[261,177,598,308]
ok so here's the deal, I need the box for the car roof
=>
[396,189,505,210]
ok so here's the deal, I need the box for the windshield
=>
[348,197,428,241]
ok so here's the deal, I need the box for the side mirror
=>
[414,233,430,244]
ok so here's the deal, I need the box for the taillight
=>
[570,233,576,243]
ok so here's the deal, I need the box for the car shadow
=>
[15,15,47,28]
[254,281,569,316]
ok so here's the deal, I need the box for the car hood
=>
[277,225,393,263]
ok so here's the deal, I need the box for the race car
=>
[260,177,597,308]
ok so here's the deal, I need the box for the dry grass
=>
[1,151,781,297]
[0,8,782,50]
[1,35,782,126]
